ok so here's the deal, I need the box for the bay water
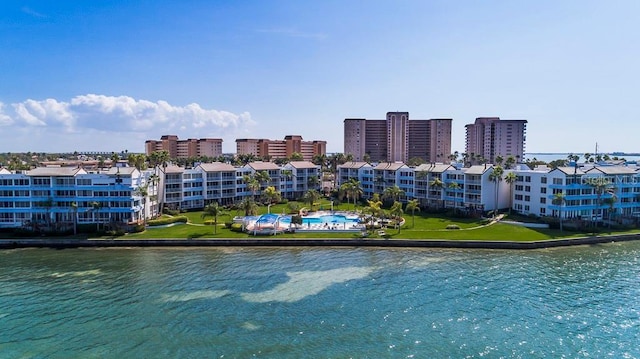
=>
[2,243,640,358]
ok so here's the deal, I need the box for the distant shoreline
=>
[2,233,639,250]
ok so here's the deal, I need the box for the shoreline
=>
[1,233,640,250]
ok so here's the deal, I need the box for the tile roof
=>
[198,162,237,172]
[246,162,281,171]
[463,165,493,175]
[26,167,87,176]
[337,162,370,169]
[414,163,454,173]
[373,162,407,171]
[586,166,638,175]
[287,161,319,169]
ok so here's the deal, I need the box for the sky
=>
[1,0,640,155]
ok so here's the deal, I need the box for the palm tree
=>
[382,185,404,205]
[552,192,566,231]
[307,175,320,190]
[262,186,281,205]
[243,174,260,200]
[429,177,444,208]
[504,172,517,214]
[238,198,259,216]
[255,170,271,189]
[495,155,504,166]
[602,188,618,228]
[488,166,504,217]
[201,202,225,234]
[405,199,420,228]
[340,178,363,209]
[389,201,404,233]
[70,201,78,235]
[90,201,101,232]
[588,177,612,227]
[134,184,149,225]
[303,189,321,211]
[148,173,160,217]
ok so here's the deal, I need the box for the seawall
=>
[1,234,640,250]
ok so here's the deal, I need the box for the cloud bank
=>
[0,95,255,152]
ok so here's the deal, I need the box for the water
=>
[525,153,640,163]
[2,244,640,358]
[302,214,359,225]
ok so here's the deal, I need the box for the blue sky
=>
[1,0,639,155]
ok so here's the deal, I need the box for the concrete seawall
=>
[1,234,640,250]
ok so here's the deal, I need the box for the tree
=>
[70,201,78,235]
[238,198,259,216]
[552,192,566,231]
[495,155,504,166]
[202,202,225,234]
[243,174,260,200]
[307,175,320,190]
[134,184,149,225]
[90,201,102,231]
[504,172,517,214]
[389,201,404,233]
[289,152,303,161]
[262,186,281,205]
[340,178,363,209]
[488,166,504,217]
[303,189,321,210]
[588,176,612,227]
[110,152,120,167]
[602,188,618,228]
[504,156,516,169]
[429,177,444,208]
[405,199,420,228]
[382,185,404,205]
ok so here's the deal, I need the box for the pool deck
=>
[1,233,640,250]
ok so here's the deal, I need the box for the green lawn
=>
[108,200,640,242]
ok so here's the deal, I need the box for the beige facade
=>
[344,112,452,163]
[145,135,223,159]
[236,135,326,161]
[465,117,527,164]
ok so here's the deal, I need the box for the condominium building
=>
[465,117,527,164]
[344,112,452,163]
[235,135,327,161]
[145,135,223,159]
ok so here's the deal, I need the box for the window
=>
[540,197,546,204]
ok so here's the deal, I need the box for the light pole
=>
[330,201,334,212]
[268,204,272,214]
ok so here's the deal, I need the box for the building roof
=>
[246,162,281,171]
[163,165,185,174]
[414,163,454,173]
[103,167,139,176]
[463,165,493,175]
[0,168,10,174]
[198,162,237,172]
[552,166,586,176]
[287,161,318,169]
[337,161,370,169]
[586,166,638,175]
[374,162,407,171]
[26,167,87,177]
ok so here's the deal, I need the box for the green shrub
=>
[230,223,244,232]
[131,224,145,233]
[224,222,233,229]
[446,224,461,230]
[147,216,188,226]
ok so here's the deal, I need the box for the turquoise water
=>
[302,214,359,225]
[2,243,640,358]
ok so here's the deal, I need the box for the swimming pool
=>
[302,214,359,224]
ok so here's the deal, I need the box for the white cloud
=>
[0,103,14,126]
[0,95,256,152]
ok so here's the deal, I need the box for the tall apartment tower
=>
[465,117,527,164]
[236,135,327,161]
[344,112,452,163]
[145,135,223,158]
